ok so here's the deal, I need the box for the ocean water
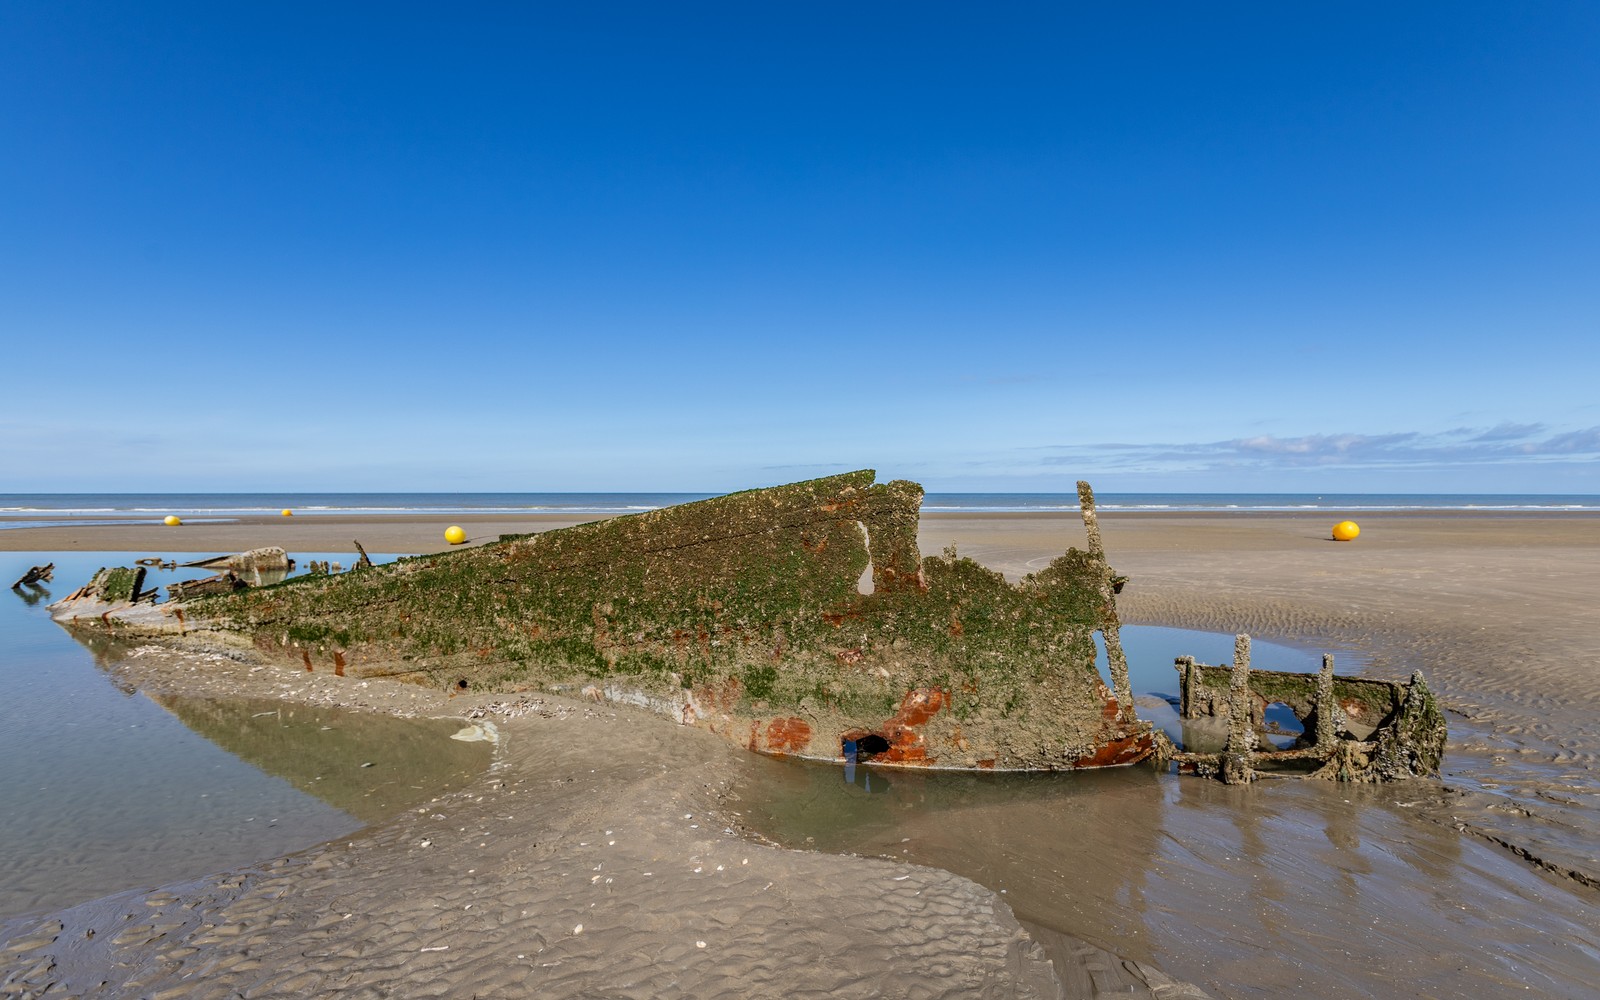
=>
[2,490,1597,526]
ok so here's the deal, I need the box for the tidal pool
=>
[731,626,1597,999]
[0,551,491,921]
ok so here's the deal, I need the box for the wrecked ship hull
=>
[51,470,1156,771]
[50,470,1446,780]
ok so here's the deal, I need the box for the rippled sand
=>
[4,510,1597,997]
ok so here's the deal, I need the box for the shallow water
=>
[0,551,491,921]
[733,626,1600,999]
[1098,625,1367,751]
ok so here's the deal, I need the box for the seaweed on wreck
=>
[1170,636,1445,783]
[47,470,1446,780]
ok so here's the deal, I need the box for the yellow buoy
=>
[1332,520,1360,541]
[163,515,182,526]
[281,509,293,516]
[444,525,467,545]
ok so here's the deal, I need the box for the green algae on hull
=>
[182,471,1154,770]
[49,470,1445,780]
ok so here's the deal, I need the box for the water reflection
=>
[738,753,1598,997]
[735,755,1166,963]
[0,550,493,921]
[841,739,894,793]
[13,583,50,607]
[1099,626,1367,752]
[151,695,490,824]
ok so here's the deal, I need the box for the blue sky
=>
[3,2,1597,493]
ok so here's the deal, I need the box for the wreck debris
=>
[46,470,1447,780]
[11,564,53,590]
[55,566,157,609]
[353,540,374,569]
[180,547,291,572]
[1168,635,1445,783]
[166,571,249,603]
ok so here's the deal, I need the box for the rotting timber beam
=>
[1170,635,1446,783]
[11,564,54,590]
[51,470,1158,772]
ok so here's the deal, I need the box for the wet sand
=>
[914,511,1600,995]
[0,512,594,555]
[4,510,1598,997]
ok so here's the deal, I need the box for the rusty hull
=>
[50,471,1445,781]
[51,470,1156,771]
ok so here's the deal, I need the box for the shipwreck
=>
[49,470,1444,781]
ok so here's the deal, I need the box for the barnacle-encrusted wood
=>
[1171,640,1446,783]
[54,470,1156,770]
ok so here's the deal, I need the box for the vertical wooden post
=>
[1221,633,1258,783]
[1314,653,1340,750]
[1226,634,1256,752]
[1176,655,1197,719]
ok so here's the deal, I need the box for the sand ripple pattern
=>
[2,697,1070,1000]
[1112,531,1600,892]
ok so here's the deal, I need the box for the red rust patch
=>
[860,687,950,764]
[302,649,313,672]
[892,687,947,728]
[333,650,346,677]
[977,759,996,769]
[1093,680,1126,721]
[1069,732,1156,768]
[883,742,928,763]
[763,717,812,754]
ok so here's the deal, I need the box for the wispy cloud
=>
[1534,427,1600,454]
[1468,422,1546,443]
[1027,424,1600,474]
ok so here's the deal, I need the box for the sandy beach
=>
[4,510,1598,998]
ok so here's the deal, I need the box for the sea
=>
[2,490,1597,528]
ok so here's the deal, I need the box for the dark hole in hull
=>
[852,734,891,757]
